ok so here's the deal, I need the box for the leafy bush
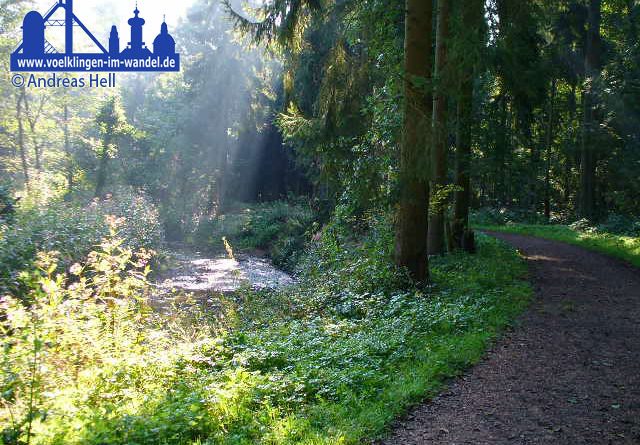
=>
[92,190,165,250]
[219,233,529,444]
[0,190,163,295]
[1,224,155,443]
[194,200,314,270]
[566,215,639,237]
[0,185,17,225]
[472,208,639,236]
[568,218,597,233]
[596,213,640,236]
[289,212,410,318]
[470,207,516,226]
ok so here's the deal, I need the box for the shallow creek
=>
[151,247,294,307]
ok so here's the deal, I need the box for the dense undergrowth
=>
[193,200,314,270]
[472,207,640,237]
[0,190,163,297]
[1,205,531,445]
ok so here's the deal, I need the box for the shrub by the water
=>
[194,200,314,270]
[0,190,163,295]
[1,212,531,445]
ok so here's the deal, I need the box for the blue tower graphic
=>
[21,11,46,57]
[153,17,176,57]
[11,0,180,73]
[109,26,120,56]
[120,5,152,57]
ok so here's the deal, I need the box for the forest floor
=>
[381,232,640,445]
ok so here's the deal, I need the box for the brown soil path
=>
[381,232,640,445]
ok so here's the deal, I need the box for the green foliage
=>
[475,223,640,268]
[225,230,529,444]
[93,96,135,197]
[118,0,299,241]
[0,185,17,225]
[95,96,132,144]
[595,214,640,237]
[294,212,409,310]
[470,207,550,226]
[224,0,322,48]
[2,0,639,440]
[0,190,163,296]
[1,216,531,444]
[274,0,404,216]
[194,200,314,270]
[2,0,299,233]
[1,226,154,444]
[94,190,165,250]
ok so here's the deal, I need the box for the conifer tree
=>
[395,0,434,281]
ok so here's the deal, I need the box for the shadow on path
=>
[381,232,640,445]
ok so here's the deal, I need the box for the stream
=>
[151,247,294,308]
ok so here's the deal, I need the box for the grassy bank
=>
[477,224,640,268]
[2,220,531,444]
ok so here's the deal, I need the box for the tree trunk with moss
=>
[16,89,29,191]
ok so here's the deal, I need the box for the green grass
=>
[476,223,640,268]
[216,234,532,444]
[2,229,532,445]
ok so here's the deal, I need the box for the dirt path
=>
[381,233,640,445]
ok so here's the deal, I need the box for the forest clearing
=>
[1,0,639,444]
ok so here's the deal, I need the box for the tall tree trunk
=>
[428,0,451,256]
[579,0,601,219]
[64,103,73,199]
[95,138,110,198]
[216,144,230,212]
[564,83,577,205]
[452,0,484,249]
[544,79,556,221]
[527,118,539,212]
[395,0,433,282]
[23,93,45,173]
[16,89,29,191]
[452,87,472,247]
[31,136,42,173]
[498,95,508,205]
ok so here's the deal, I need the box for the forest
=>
[1,0,639,444]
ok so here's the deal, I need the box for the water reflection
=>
[156,251,294,294]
